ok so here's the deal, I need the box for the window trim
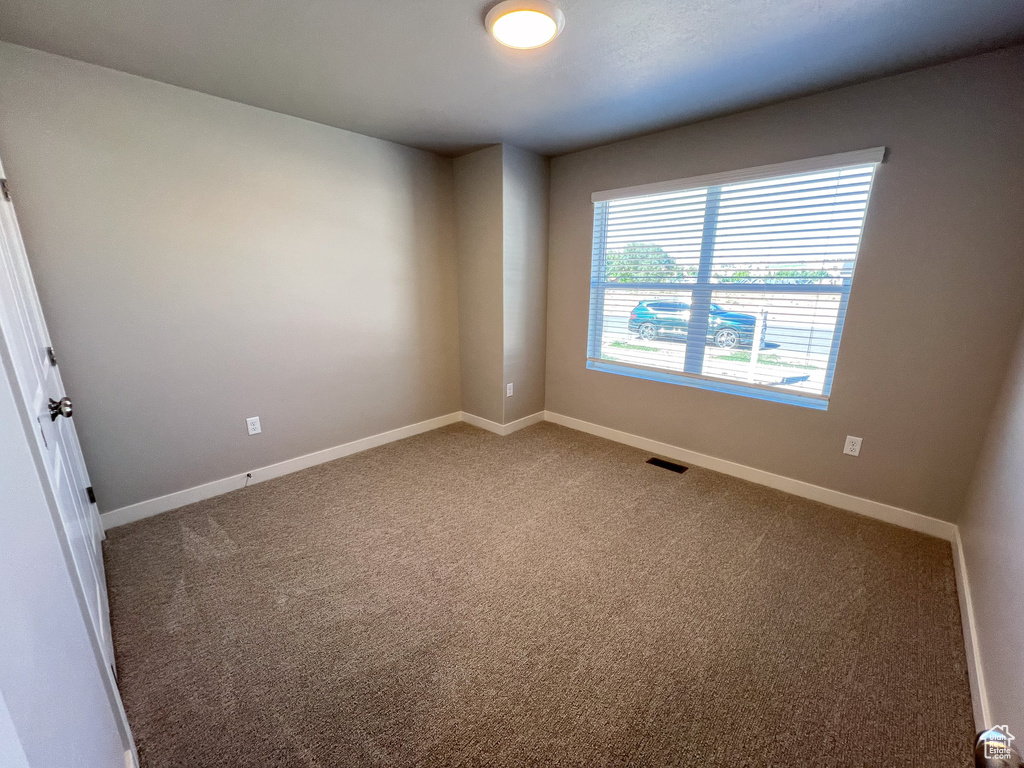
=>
[587,147,887,409]
[591,146,887,203]
[586,358,831,410]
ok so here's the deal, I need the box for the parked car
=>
[627,301,768,349]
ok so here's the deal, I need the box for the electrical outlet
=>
[506,382,513,397]
[843,435,862,457]
[246,416,262,435]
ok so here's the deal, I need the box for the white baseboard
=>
[501,411,546,434]
[106,407,958,541]
[543,410,957,542]
[952,530,990,730]
[460,410,545,436]
[459,412,505,434]
[100,411,462,530]
[102,409,549,530]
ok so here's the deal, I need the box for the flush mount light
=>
[485,0,565,49]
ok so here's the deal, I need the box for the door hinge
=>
[0,179,9,202]
[46,346,57,366]
[86,486,97,504]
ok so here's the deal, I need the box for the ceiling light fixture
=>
[485,0,565,50]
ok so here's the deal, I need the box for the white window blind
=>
[587,148,884,409]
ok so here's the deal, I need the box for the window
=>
[587,148,884,409]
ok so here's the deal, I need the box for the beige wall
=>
[502,145,548,423]
[454,145,505,424]
[0,43,461,512]
[960,321,1024,732]
[545,46,1024,523]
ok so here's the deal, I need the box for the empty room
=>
[1,1,1023,766]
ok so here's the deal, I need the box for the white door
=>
[0,163,114,672]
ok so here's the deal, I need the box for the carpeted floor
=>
[104,422,975,767]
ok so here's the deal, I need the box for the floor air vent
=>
[647,457,688,473]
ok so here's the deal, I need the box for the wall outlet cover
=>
[506,383,513,397]
[844,436,862,456]
[246,416,262,435]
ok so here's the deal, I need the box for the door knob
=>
[49,396,73,421]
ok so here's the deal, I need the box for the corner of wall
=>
[954,319,1024,732]
[500,144,550,424]
[454,143,550,426]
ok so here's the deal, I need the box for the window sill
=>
[586,358,830,410]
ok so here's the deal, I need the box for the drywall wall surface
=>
[502,145,549,423]
[545,46,1024,522]
[453,144,504,424]
[960,321,1024,731]
[0,42,461,511]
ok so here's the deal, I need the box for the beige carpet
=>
[104,422,975,767]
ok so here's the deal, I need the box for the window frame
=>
[587,147,886,410]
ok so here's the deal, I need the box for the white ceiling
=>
[1,0,1022,156]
